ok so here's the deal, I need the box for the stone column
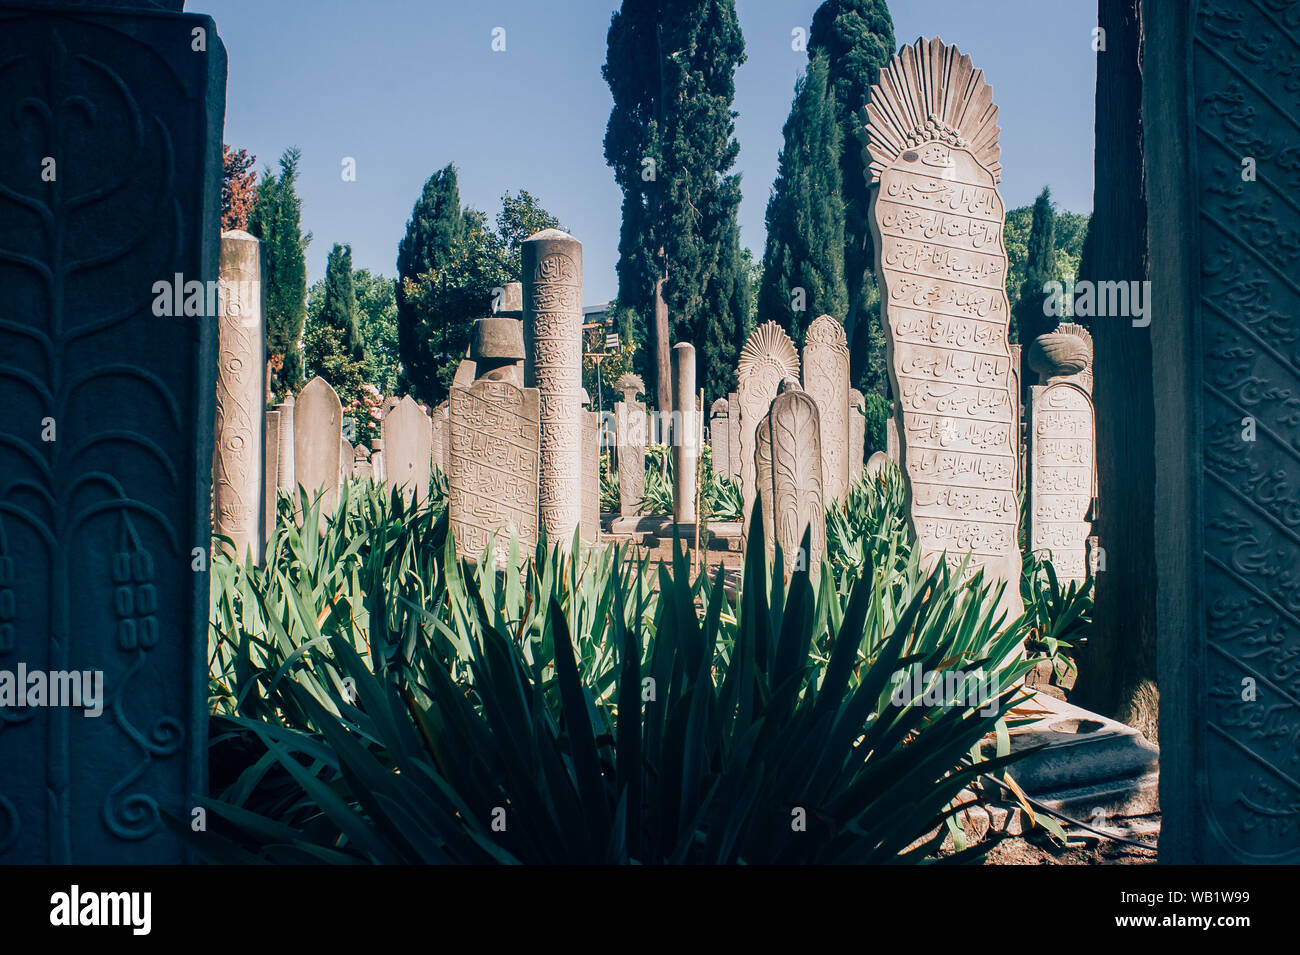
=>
[671,343,697,525]
[522,229,583,545]
[275,392,295,495]
[615,374,647,518]
[264,409,279,539]
[213,231,265,563]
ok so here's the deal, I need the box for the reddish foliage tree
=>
[222,144,257,232]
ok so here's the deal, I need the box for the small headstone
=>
[737,321,800,541]
[709,397,731,479]
[885,416,899,462]
[340,438,353,487]
[275,393,295,496]
[849,388,865,484]
[352,444,373,482]
[726,391,741,480]
[294,377,344,519]
[756,379,825,577]
[801,315,850,501]
[671,343,698,524]
[1029,381,1094,583]
[865,451,888,478]
[369,437,385,484]
[582,410,600,543]
[382,396,433,506]
[264,409,279,539]
[615,374,647,517]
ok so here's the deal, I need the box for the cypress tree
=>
[808,0,895,388]
[1014,187,1058,366]
[247,147,309,400]
[395,165,464,404]
[758,53,848,346]
[304,243,367,412]
[603,0,746,412]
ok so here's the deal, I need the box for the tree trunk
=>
[1070,0,1158,742]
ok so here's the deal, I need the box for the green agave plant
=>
[194,490,1059,864]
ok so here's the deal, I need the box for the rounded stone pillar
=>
[522,229,583,546]
[213,230,265,562]
[671,342,697,524]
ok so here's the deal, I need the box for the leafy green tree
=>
[808,0,895,385]
[759,53,848,346]
[247,147,309,399]
[396,165,466,404]
[699,201,750,402]
[353,270,399,394]
[603,0,747,412]
[496,189,566,279]
[304,243,367,413]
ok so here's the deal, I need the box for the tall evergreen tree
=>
[698,191,749,402]
[395,165,465,404]
[758,53,848,346]
[1013,187,1058,372]
[247,147,309,399]
[603,0,746,412]
[808,0,895,390]
[305,243,367,417]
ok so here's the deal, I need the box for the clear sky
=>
[208,0,1097,302]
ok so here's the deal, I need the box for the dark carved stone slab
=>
[0,4,225,862]
[1149,0,1300,863]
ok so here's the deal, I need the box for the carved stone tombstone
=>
[449,377,541,563]
[275,392,295,495]
[1028,381,1094,583]
[866,37,1022,618]
[382,396,433,506]
[885,417,899,462]
[294,377,343,519]
[615,373,647,518]
[523,229,583,546]
[582,407,600,544]
[213,230,265,563]
[1009,342,1023,495]
[849,388,865,485]
[755,380,825,577]
[671,343,698,525]
[726,391,741,480]
[709,397,731,480]
[737,322,799,541]
[801,315,850,502]
[264,409,279,539]
[431,401,450,475]
[1148,0,1300,863]
[0,0,226,864]
[369,437,385,484]
[352,444,372,482]
[339,438,353,487]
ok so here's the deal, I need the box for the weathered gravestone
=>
[709,398,731,480]
[755,379,825,578]
[275,392,295,496]
[264,409,279,541]
[1147,0,1300,863]
[1028,380,1094,583]
[381,396,432,506]
[352,444,372,482]
[866,36,1022,618]
[582,406,600,544]
[737,322,799,544]
[615,373,647,518]
[339,437,353,487]
[523,229,583,546]
[726,391,741,480]
[213,230,265,563]
[671,343,698,525]
[802,315,850,502]
[294,377,343,519]
[431,401,449,475]
[369,436,384,484]
[849,388,865,485]
[1009,342,1023,495]
[0,0,226,863]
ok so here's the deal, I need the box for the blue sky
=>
[209,0,1097,302]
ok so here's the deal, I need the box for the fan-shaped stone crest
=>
[737,320,799,382]
[863,36,1002,184]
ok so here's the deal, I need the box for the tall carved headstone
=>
[264,409,279,540]
[522,229,582,546]
[382,396,432,506]
[213,231,265,562]
[449,378,541,563]
[1148,0,1300,863]
[1009,342,1023,495]
[615,374,647,518]
[0,0,226,863]
[866,37,1022,618]
[709,398,731,480]
[849,388,865,485]
[671,343,698,524]
[294,377,343,519]
[755,380,825,577]
[582,406,600,544]
[737,322,799,542]
[801,315,850,501]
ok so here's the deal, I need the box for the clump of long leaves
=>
[826,462,911,583]
[1020,549,1093,678]
[196,494,1052,863]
